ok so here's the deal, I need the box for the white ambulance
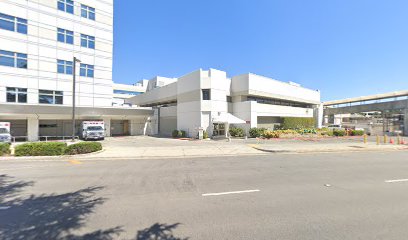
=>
[0,122,12,143]
[81,121,105,141]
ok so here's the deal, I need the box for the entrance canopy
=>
[212,113,246,124]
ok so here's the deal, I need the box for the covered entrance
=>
[212,113,246,138]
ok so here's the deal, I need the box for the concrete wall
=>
[231,74,321,104]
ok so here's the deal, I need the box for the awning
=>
[212,113,246,124]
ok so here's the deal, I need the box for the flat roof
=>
[324,90,408,106]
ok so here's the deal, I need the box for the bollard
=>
[397,136,401,145]
[363,134,367,144]
[384,135,387,144]
[390,138,394,144]
[376,135,380,145]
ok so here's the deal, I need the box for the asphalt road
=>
[1,151,408,239]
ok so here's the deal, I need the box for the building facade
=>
[323,91,408,136]
[128,69,322,138]
[0,0,152,141]
[112,82,147,107]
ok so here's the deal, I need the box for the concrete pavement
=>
[2,151,408,239]
[4,136,407,160]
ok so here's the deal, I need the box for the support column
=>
[103,117,111,137]
[404,109,408,136]
[314,104,324,129]
[27,118,39,142]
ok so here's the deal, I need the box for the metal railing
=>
[11,136,29,143]
[9,135,80,143]
[39,136,80,142]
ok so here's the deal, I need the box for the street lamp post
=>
[72,57,81,141]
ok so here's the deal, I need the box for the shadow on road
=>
[134,223,188,240]
[0,174,122,240]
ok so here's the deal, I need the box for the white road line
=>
[0,206,10,210]
[385,179,408,183]
[202,189,260,197]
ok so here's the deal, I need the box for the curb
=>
[1,149,105,161]
[249,145,407,154]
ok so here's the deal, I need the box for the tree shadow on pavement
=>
[134,223,188,240]
[0,174,122,240]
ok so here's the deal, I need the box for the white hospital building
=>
[0,0,152,141]
[128,69,323,138]
[0,0,322,141]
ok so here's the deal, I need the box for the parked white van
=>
[0,122,12,143]
[81,121,105,141]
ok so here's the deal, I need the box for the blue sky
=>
[113,0,408,101]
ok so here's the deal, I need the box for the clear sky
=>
[113,0,408,101]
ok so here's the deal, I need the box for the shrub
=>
[15,142,67,156]
[180,130,187,138]
[229,127,244,137]
[263,130,281,139]
[0,143,10,156]
[318,128,333,136]
[297,128,317,134]
[249,128,266,138]
[64,142,102,155]
[351,130,364,136]
[333,129,346,137]
[281,117,315,130]
[203,131,208,139]
[172,130,182,138]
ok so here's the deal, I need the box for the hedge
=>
[333,129,346,137]
[249,128,266,138]
[229,127,244,137]
[0,143,10,156]
[172,130,182,138]
[64,142,102,155]
[15,142,67,156]
[281,117,315,130]
[351,130,364,136]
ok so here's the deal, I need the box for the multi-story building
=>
[112,82,147,107]
[128,69,323,138]
[0,0,152,141]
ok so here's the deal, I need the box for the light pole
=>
[72,57,81,141]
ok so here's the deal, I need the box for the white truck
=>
[81,121,105,141]
[0,122,12,143]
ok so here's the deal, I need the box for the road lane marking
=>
[202,189,260,197]
[0,206,10,210]
[385,179,408,183]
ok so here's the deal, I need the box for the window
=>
[227,96,232,103]
[0,13,27,34]
[202,89,211,100]
[80,63,94,78]
[39,90,63,104]
[6,87,27,103]
[113,90,141,96]
[0,50,27,69]
[81,4,95,20]
[57,28,74,44]
[58,0,74,14]
[81,34,95,49]
[57,60,73,74]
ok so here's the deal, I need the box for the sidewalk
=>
[2,136,407,161]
